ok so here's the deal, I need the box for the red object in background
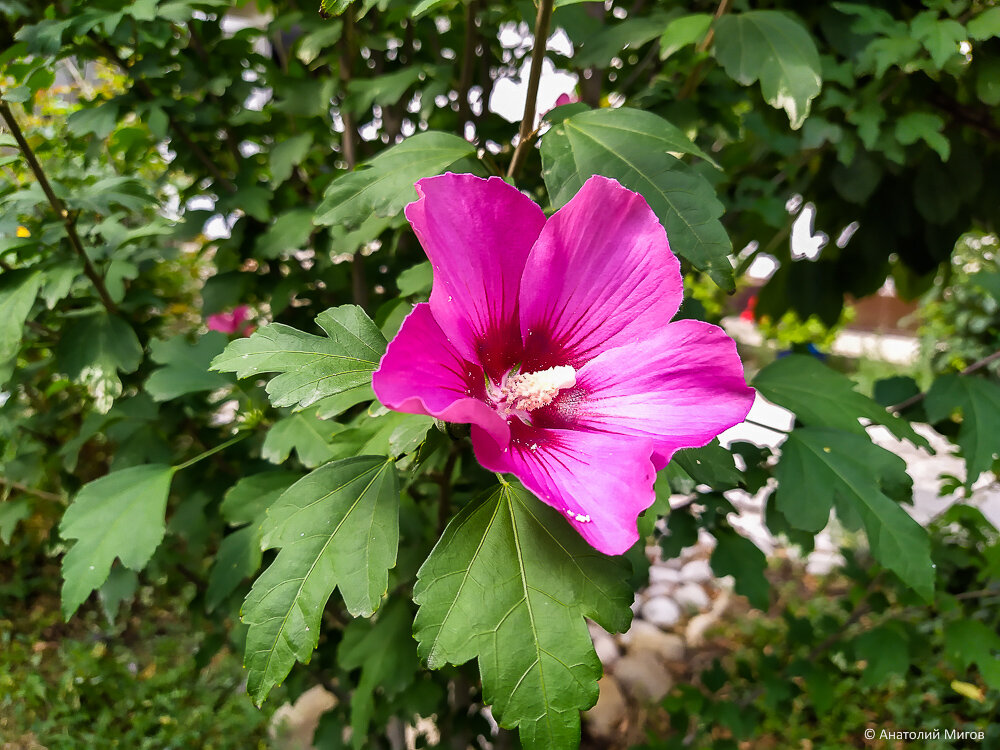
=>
[740,294,757,322]
[207,305,255,336]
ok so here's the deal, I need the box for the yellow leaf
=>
[16,226,31,238]
[951,680,984,702]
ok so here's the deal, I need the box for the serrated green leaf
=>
[895,112,949,160]
[314,131,476,231]
[60,464,175,618]
[242,457,399,704]
[0,497,33,544]
[256,208,314,258]
[413,481,632,750]
[925,374,1000,489]
[540,107,732,289]
[753,355,929,448]
[269,133,313,185]
[207,525,264,612]
[968,6,1000,41]
[660,13,712,59]
[338,599,418,747]
[0,269,41,384]
[713,10,822,129]
[262,409,343,468]
[97,565,138,625]
[145,331,230,401]
[56,313,143,413]
[910,12,965,69]
[774,428,933,600]
[944,619,1000,690]
[673,439,742,490]
[574,13,670,68]
[853,624,910,686]
[211,305,385,410]
[710,527,769,609]
[221,471,301,526]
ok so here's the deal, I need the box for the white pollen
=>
[505,365,577,412]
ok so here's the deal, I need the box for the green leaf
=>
[270,133,313,185]
[144,332,230,402]
[0,498,33,545]
[660,13,712,59]
[894,112,949,161]
[66,101,120,138]
[296,21,342,65]
[0,269,41,384]
[338,599,418,747]
[207,525,263,612]
[56,313,143,413]
[713,10,822,129]
[910,12,965,69]
[211,305,386,411]
[540,107,733,290]
[220,471,301,527]
[256,208,314,258]
[574,13,670,68]
[413,481,632,750]
[60,464,175,618]
[262,409,343,468]
[774,428,934,600]
[314,131,476,231]
[944,619,1000,690]
[710,527,769,609]
[396,261,433,297]
[753,355,929,448]
[97,565,138,624]
[853,624,910,686]
[925,374,1000,489]
[346,66,428,114]
[242,457,399,704]
[673,439,742,490]
[968,6,1000,41]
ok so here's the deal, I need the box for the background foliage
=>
[1,0,999,747]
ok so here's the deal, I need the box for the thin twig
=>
[0,476,64,503]
[457,0,478,127]
[0,101,120,314]
[889,348,1000,414]
[506,0,554,180]
[337,7,368,310]
[677,0,730,101]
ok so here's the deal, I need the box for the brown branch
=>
[0,476,64,503]
[0,101,120,314]
[506,0,554,180]
[889,349,1000,414]
[457,0,478,127]
[337,7,368,310]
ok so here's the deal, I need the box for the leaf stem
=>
[0,101,120,314]
[506,0,555,180]
[742,416,789,435]
[174,434,248,473]
[888,348,1000,414]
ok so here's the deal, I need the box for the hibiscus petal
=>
[544,319,754,468]
[405,173,546,378]
[470,421,656,555]
[518,175,682,369]
[373,303,510,447]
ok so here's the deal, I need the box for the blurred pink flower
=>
[554,92,578,107]
[373,174,753,555]
[207,305,254,336]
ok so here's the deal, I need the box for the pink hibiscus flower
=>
[373,174,754,555]
[207,305,254,336]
